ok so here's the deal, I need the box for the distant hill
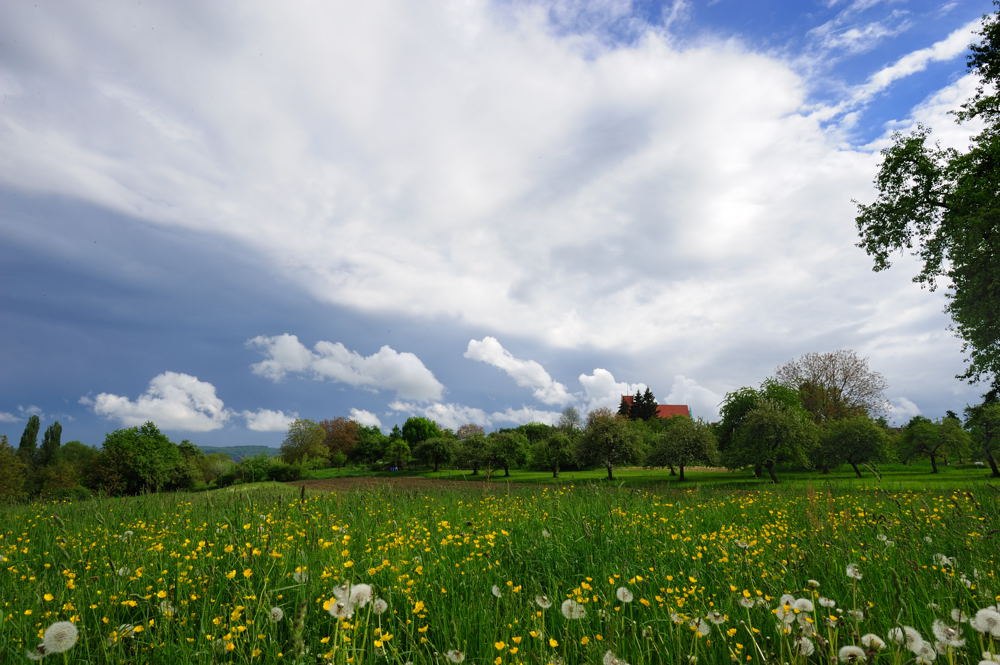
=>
[197,445,280,462]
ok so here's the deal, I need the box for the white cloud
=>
[249,334,444,402]
[887,396,921,425]
[388,401,561,430]
[662,374,724,421]
[349,408,382,428]
[86,372,231,431]
[242,408,298,432]
[0,411,19,423]
[464,337,573,405]
[0,2,984,421]
[853,19,979,103]
[578,368,644,415]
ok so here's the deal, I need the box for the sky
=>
[0,0,995,447]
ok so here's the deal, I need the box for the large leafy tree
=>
[0,435,27,499]
[454,424,486,475]
[319,418,360,459]
[401,417,442,446]
[965,401,1000,476]
[646,416,718,481]
[96,422,185,495]
[484,430,528,477]
[816,416,889,478]
[530,431,574,478]
[413,436,455,472]
[855,4,1000,387]
[577,408,641,480]
[728,399,817,483]
[280,419,327,465]
[898,416,960,473]
[774,350,888,422]
[37,421,63,466]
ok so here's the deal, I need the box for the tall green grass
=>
[1,482,998,664]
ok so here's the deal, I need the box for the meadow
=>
[1,477,998,665]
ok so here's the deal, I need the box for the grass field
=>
[1,473,998,664]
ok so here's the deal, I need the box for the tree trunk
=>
[929,454,939,473]
[820,465,831,474]
[850,462,862,478]
[985,449,1000,478]
[678,464,686,482]
[433,461,439,472]
[471,465,478,476]
[606,464,613,480]
[504,465,510,477]
[764,461,779,484]
[668,464,676,476]
[552,463,559,479]
[753,464,762,478]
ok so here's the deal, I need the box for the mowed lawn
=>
[1,471,998,664]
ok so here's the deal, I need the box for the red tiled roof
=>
[621,395,690,418]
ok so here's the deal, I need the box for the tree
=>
[816,416,889,478]
[899,416,951,473]
[17,414,40,466]
[577,408,641,480]
[717,380,805,476]
[401,417,442,446]
[965,401,1000,477]
[0,435,27,499]
[320,418,361,459]
[413,436,455,472]
[774,350,888,422]
[37,421,62,466]
[530,431,574,478]
[646,416,718,481]
[726,399,817,483]
[485,431,528,477]
[349,425,389,465]
[96,422,185,495]
[454,424,486,475]
[855,5,1000,386]
[384,438,410,469]
[558,407,581,432]
[280,419,327,465]
[635,388,658,420]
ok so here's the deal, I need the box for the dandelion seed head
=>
[491,585,502,598]
[860,634,885,650]
[269,607,284,622]
[793,598,814,613]
[838,645,866,662]
[561,599,585,620]
[796,636,815,657]
[42,621,78,654]
[616,587,633,603]
[373,598,388,614]
[445,649,465,663]
[846,563,862,580]
[971,608,1000,637]
[536,595,552,609]
[819,597,836,608]
[603,650,630,665]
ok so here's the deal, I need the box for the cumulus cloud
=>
[662,374,724,421]
[887,396,921,425]
[0,411,19,423]
[349,408,382,428]
[85,372,231,431]
[248,334,444,402]
[242,408,298,432]
[578,368,645,414]
[388,401,561,430]
[465,337,573,405]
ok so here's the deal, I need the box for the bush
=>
[267,460,303,482]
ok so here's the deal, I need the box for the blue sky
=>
[0,0,994,447]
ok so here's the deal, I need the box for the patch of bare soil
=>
[288,476,535,494]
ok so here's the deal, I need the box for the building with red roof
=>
[620,394,691,419]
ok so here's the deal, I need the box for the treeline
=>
[0,417,294,500]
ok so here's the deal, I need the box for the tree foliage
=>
[280,419,327,465]
[18,414,40,466]
[816,416,889,478]
[0,435,27,500]
[774,350,888,421]
[855,5,1000,386]
[96,422,185,495]
[530,430,574,478]
[965,401,1000,476]
[484,431,528,477]
[577,408,641,480]
[646,416,718,481]
[401,417,442,446]
[413,436,455,472]
[320,418,360,459]
[38,421,63,467]
[897,416,963,473]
